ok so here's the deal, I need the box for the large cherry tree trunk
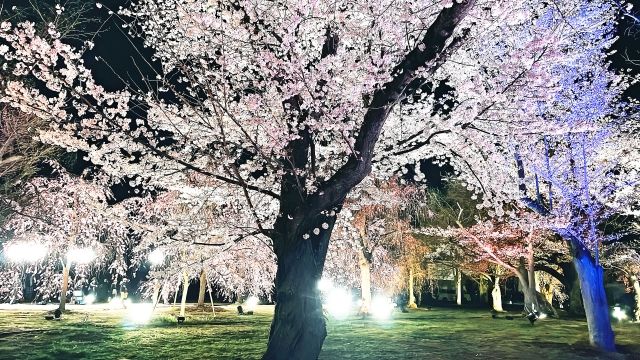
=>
[568,238,615,351]
[264,214,337,360]
[514,258,556,317]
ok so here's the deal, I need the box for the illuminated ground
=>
[0,304,638,359]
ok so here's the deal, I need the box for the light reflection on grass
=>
[0,305,637,359]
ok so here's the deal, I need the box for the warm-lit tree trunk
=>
[492,276,503,312]
[409,267,417,308]
[567,236,615,351]
[455,268,462,306]
[59,262,69,312]
[197,269,207,307]
[541,280,554,305]
[632,274,640,322]
[515,259,557,316]
[180,272,189,317]
[358,251,372,314]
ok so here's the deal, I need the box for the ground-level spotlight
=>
[125,303,154,325]
[325,287,353,319]
[84,294,96,305]
[109,297,122,309]
[526,311,539,325]
[371,296,395,320]
[612,306,627,322]
[245,296,259,313]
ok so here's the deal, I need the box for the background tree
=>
[0,164,129,310]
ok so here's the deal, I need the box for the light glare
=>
[613,306,627,322]
[5,242,47,263]
[148,249,165,265]
[126,302,154,324]
[371,295,395,320]
[67,248,96,264]
[318,277,333,292]
[245,296,259,311]
[84,294,96,305]
[325,287,353,319]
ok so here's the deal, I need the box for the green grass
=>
[0,305,638,359]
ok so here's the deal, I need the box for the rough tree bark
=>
[262,3,475,358]
[355,215,373,315]
[197,269,207,307]
[263,215,337,360]
[59,262,69,311]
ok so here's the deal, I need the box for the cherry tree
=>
[0,164,129,310]
[123,191,276,313]
[450,216,563,316]
[325,179,420,314]
[1,0,629,356]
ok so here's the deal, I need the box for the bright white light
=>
[5,242,47,263]
[613,306,627,322]
[67,248,96,264]
[245,296,259,311]
[126,302,154,324]
[325,287,353,319]
[371,295,395,320]
[318,277,333,292]
[84,294,96,305]
[109,297,122,309]
[148,249,165,265]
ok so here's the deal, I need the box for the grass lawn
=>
[0,304,638,360]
